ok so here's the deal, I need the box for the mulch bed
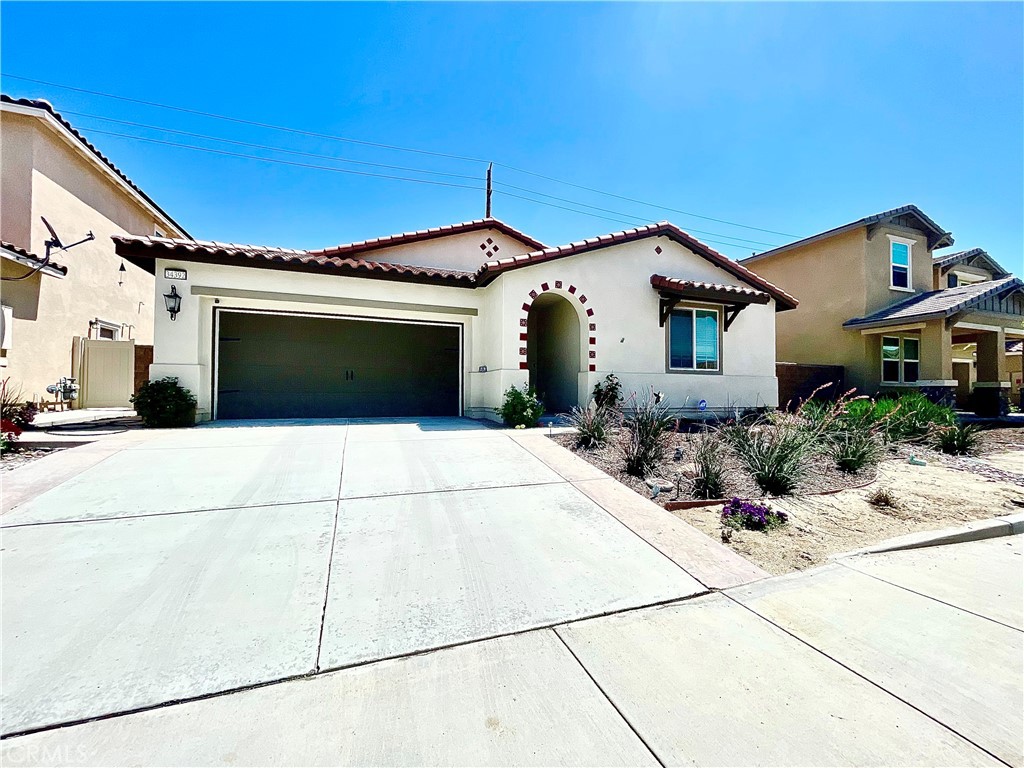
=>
[551,428,876,509]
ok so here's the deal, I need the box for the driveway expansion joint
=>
[722,591,1015,768]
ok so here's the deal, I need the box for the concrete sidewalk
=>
[3,531,1020,766]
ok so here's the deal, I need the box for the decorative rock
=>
[645,477,675,493]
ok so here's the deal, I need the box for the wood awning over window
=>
[651,274,771,330]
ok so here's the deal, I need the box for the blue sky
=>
[2,2,1022,270]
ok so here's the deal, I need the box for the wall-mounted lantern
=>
[163,285,182,321]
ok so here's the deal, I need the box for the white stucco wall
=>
[324,228,537,273]
[151,231,780,422]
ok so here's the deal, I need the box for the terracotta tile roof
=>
[1,94,190,239]
[112,235,477,287]
[0,239,67,277]
[650,275,771,304]
[932,247,1010,278]
[476,221,798,310]
[844,276,1024,329]
[742,204,954,265]
[309,218,545,257]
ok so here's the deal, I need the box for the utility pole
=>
[485,163,493,218]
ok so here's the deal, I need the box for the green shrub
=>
[725,418,816,496]
[497,385,545,428]
[855,392,955,443]
[827,429,884,473]
[691,428,728,499]
[620,389,674,477]
[592,373,623,411]
[131,377,197,428]
[936,424,982,456]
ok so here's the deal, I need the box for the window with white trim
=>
[881,335,920,383]
[668,307,720,371]
[889,236,913,290]
[90,318,121,341]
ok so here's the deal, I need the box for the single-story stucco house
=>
[112,219,797,422]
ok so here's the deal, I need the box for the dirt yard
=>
[673,454,1024,574]
[553,425,1024,575]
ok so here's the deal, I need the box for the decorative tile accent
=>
[520,362,529,370]
[493,244,500,253]
[520,318,528,327]
[579,295,588,304]
[655,245,663,254]
[541,282,549,291]
[589,364,596,372]
[521,303,531,312]
[589,337,596,345]
[519,332,528,341]
[589,323,596,331]
[519,347,528,355]
[568,285,577,294]
[529,290,538,299]
[586,308,594,317]
[555,280,562,289]
[486,237,494,245]
[589,350,596,359]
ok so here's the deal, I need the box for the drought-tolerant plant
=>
[725,415,817,496]
[827,429,884,474]
[131,377,198,428]
[691,427,728,499]
[566,400,615,449]
[866,487,899,508]
[496,385,545,429]
[620,388,674,477]
[592,373,623,411]
[0,378,38,430]
[720,497,789,531]
[936,424,982,456]
[848,392,954,443]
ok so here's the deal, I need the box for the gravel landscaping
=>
[552,421,1024,575]
[1,446,66,472]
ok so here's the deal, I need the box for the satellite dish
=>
[41,216,63,249]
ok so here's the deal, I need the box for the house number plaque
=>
[164,268,188,280]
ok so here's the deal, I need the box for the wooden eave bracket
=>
[723,304,746,331]
[659,294,678,327]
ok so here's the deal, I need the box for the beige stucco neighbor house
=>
[113,219,797,423]
[0,95,189,404]
[741,205,1024,415]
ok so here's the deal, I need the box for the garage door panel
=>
[216,312,459,420]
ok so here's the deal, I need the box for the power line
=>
[493,180,780,247]
[66,110,482,181]
[68,110,779,248]
[493,162,800,238]
[493,190,761,253]
[80,128,485,191]
[2,73,490,164]
[2,73,800,240]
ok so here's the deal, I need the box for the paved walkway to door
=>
[1,419,1020,765]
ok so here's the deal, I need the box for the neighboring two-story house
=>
[741,205,1024,415]
[1,95,190,405]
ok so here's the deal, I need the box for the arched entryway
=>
[527,292,581,413]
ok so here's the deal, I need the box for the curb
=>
[832,511,1024,558]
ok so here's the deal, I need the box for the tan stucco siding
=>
[0,109,186,400]
[863,224,932,313]
[740,228,878,390]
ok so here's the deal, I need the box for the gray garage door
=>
[216,311,460,420]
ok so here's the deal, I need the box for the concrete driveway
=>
[3,420,1020,766]
[1,418,735,741]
